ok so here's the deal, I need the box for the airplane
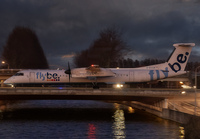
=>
[4,43,195,88]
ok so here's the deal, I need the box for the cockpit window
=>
[14,73,24,76]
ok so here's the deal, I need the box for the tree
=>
[74,27,128,67]
[2,26,49,69]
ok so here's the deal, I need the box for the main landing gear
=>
[92,82,99,89]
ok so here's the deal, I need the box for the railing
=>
[0,69,20,75]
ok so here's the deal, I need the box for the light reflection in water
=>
[112,104,126,139]
[88,123,96,139]
[128,106,135,113]
[179,126,185,139]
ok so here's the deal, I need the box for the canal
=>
[0,100,183,139]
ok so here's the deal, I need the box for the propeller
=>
[65,62,71,83]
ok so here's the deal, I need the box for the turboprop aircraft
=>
[4,43,195,88]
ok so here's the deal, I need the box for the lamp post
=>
[2,61,9,69]
[194,66,200,115]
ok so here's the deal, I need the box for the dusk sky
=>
[1,0,200,69]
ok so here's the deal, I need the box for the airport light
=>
[2,61,9,69]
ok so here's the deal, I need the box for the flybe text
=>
[36,72,60,81]
[168,52,189,73]
[149,67,168,81]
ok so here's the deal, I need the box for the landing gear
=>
[92,82,99,89]
[93,85,99,89]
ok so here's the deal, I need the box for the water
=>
[0,100,182,139]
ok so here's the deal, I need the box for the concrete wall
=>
[162,108,194,124]
[128,101,195,124]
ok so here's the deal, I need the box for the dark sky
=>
[1,0,200,69]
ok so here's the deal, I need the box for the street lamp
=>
[194,66,200,115]
[1,61,9,69]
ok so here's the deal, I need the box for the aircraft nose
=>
[4,79,8,84]
[4,78,12,84]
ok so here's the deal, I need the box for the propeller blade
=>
[65,62,71,83]
[68,62,71,73]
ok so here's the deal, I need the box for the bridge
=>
[0,87,185,101]
[0,87,199,124]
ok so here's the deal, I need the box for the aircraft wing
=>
[71,65,116,78]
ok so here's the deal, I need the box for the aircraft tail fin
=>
[167,43,195,72]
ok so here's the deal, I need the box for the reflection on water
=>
[112,104,126,139]
[128,106,135,113]
[179,126,185,139]
[0,100,182,138]
[88,124,96,139]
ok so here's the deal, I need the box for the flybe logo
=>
[149,67,169,81]
[36,72,60,81]
[168,52,189,73]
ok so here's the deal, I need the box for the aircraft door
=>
[29,72,35,82]
[129,71,134,82]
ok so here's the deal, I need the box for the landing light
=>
[180,81,193,89]
[181,85,193,89]
[116,84,123,88]
[181,91,186,94]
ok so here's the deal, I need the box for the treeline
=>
[103,58,165,68]
[2,26,199,71]
[114,58,200,72]
[115,58,165,68]
[116,58,200,72]
[186,62,200,72]
[73,27,174,69]
[73,26,200,71]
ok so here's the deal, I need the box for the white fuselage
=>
[4,67,185,85]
